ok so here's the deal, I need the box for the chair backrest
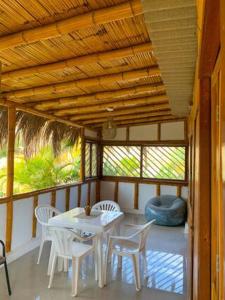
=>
[35,205,61,226]
[131,220,155,251]
[49,227,74,258]
[92,200,120,212]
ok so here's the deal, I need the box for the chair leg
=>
[131,254,141,291]
[72,257,80,297]
[37,239,45,264]
[142,249,148,277]
[47,243,54,276]
[4,262,11,296]
[48,255,57,289]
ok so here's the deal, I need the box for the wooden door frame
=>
[191,0,220,299]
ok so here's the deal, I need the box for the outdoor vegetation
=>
[103,146,185,180]
[0,138,81,197]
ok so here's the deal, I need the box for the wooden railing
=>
[0,178,100,252]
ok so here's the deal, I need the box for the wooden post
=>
[51,190,56,207]
[77,185,81,207]
[96,180,100,203]
[87,181,91,206]
[32,195,38,238]
[177,185,182,198]
[5,106,16,252]
[134,182,139,210]
[80,128,85,182]
[65,187,70,211]
[114,182,119,203]
[156,184,161,196]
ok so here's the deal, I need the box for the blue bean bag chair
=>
[145,195,187,226]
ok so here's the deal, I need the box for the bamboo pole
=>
[96,180,100,203]
[32,195,38,238]
[81,109,171,125]
[4,67,160,100]
[65,187,70,211]
[2,42,152,81]
[77,185,81,207]
[0,0,142,52]
[107,116,179,127]
[55,95,168,116]
[114,182,119,203]
[87,182,91,206]
[0,98,83,129]
[33,83,164,111]
[51,190,56,207]
[82,110,171,125]
[134,182,139,209]
[80,128,85,182]
[5,106,16,252]
[70,103,170,121]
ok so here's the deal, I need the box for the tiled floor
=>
[0,214,187,300]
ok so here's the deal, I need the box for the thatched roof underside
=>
[0,0,185,129]
[0,106,80,157]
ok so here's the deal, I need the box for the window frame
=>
[101,142,188,183]
[84,140,99,179]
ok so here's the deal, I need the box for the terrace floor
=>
[0,214,187,300]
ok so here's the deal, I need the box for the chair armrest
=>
[109,235,131,242]
[0,240,6,257]
[123,223,144,228]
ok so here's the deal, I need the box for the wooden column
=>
[156,184,161,196]
[80,128,85,182]
[51,190,56,207]
[114,182,118,203]
[77,185,81,207]
[5,106,16,252]
[87,181,91,206]
[65,187,70,211]
[96,180,100,203]
[134,182,139,209]
[32,195,38,238]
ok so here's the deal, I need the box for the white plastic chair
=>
[104,219,155,291]
[48,227,96,297]
[92,200,121,212]
[35,205,61,264]
[92,200,121,240]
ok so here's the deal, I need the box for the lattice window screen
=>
[103,146,141,177]
[85,143,91,177]
[142,146,185,180]
[91,144,97,177]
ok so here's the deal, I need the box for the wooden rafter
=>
[70,104,170,121]
[81,110,171,125]
[0,99,83,129]
[33,83,165,111]
[95,116,181,127]
[4,67,160,101]
[2,42,152,81]
[0,0,142,52]
[54,95,168,116]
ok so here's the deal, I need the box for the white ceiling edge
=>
[142,0,197,116]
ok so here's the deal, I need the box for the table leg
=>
[96,233,104,288]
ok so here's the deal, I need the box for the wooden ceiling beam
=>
[2,42,152,81]
[0,0,142,52]
[70,104,170,121]
[81,110,171,125]
[0,98,83,129]
[4,67,160,101]
[94,116,180,127]
[54,94,168,116]
[33,82,164,111]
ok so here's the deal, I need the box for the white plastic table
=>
[48,207,124,288]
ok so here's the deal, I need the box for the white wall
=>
[100,181,188,214]
[102,120,186,141]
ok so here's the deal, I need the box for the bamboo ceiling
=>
[0,0,180,129]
